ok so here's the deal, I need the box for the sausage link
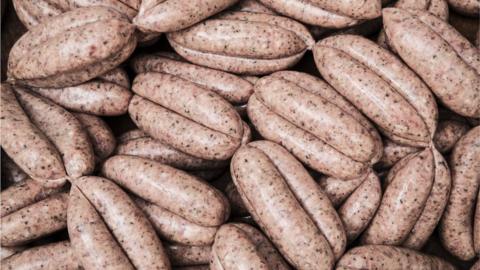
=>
[0,84,66,186]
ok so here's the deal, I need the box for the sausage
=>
[71,176,171,269]
[336,245,456,270]
[12,0,139,29]
[255,0,378,28]
[314,34,438,147]
[1,178,62,218]
[362,148,435,245]
[73,113,116,161]
[336,171,382,242]
[135,198,218,246]
[0,84,66,187]
[167,11,314,75]
[364,146,451,249]
[68,186,134,270]
[1,241,82,270]
[133,0,237,33]
[210,224,270,270]
[30,68,132,116]
[447,0,479,16]
[115,136,227,170]
[166,244,211,266]
[382,8,480,118]
[440,126,480,260]
[102,155,230,227]
[377,0,449,49]
[132,72,243,140]
[402,147,451,249]
[1,192,68,246]
[130,53,254,105]
[270,70,382,163]
[7,7,137,88]
[15,87,95,179]
[248,72,381,179]
[231,141,339,269]
[129,72,243,160]
[254,74,379,164]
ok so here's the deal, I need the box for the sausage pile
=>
[1,0,479,269]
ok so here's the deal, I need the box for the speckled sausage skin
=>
[135,198,218,245]
[15,88,95,179]
[131,71,243,159]
[2,241,82,270]
[30,69,133,116]
[314,34,438,147]
[72,176,171,270]
[102,155,230,227]
[248,74,377,179]
[231,223,291,270]
[8,7,137,88]
[256,0,359,28]
[440,126,480,261]
[255,74,381,164]
[166,244,211,266]
[210,224,270,270]
[130,54,254,105]
[377,0,449,49]
[68,186,134,270]
[12,0,139,29]
[1,193,68,246]
[258,0,381,26]
[231,142,336,269]
[252,140,346,259]
[448,0,479,16]
[383,8,480,118]
[115,136,227,170]
[248,94,367,179]
[167,11,314,75]
[1,154,28,184]
[270,70,383,164]
[362,149,435,245]
[337,171,382,242]
[73,113,116,161]
[336,245,456,270]
[134,0,237,33]
[402,147,451,249]
[1,178,61,218]
[0,84,66,187]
